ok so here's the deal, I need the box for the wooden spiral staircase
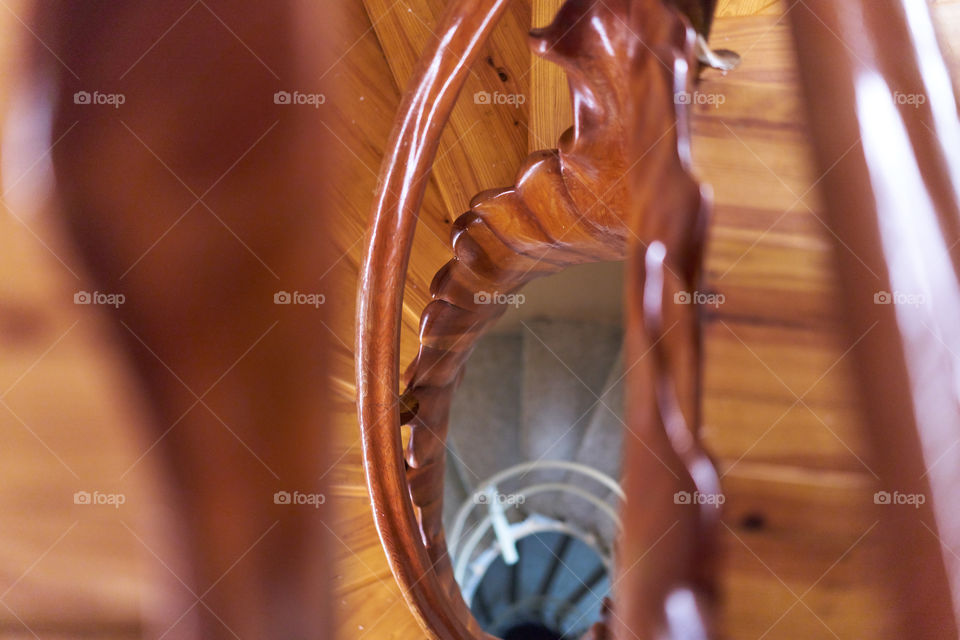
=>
[4,0,960,638]
[355,0,960,638]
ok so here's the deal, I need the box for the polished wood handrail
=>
[357,2,515,638]
[33,1,339,637]
[357,0,720,638]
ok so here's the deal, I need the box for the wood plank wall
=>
[0,1,958,638]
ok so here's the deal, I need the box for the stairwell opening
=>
[442,260,626,639]
[468,530,610,639]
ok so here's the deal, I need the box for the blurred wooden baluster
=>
[790,0,960,636]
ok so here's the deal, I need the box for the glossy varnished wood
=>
[357,3,515,637]
[790,0,960,635]
[23,1,341,638]
[358,0,718,637]
[4,1,960,638]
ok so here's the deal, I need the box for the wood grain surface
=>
[1,0,959,638]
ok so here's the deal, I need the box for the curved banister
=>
[357,1,720,638]
[357,2,513,638]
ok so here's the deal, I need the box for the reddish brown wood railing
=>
[34,2,339,638]
[357,0,720,637]
[357,2,515,637]
[790,0,960,636]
